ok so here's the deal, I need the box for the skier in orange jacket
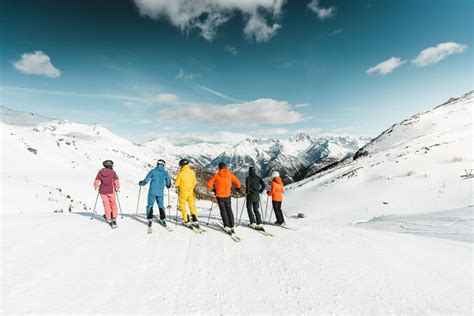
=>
[267,171,285,226]
[207,162,241,233]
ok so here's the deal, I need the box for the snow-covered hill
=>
[1,92,473,314]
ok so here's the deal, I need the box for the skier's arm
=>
[165,172,171,189]
[113,171,120,191]
[207,174,216,191]
[140,171,152,186]
[175,170,182,187]
[259,177,265,193]
[231,174,241,189]
[245,177,249,194]
[93,173,100,190]
[192,171,197,188]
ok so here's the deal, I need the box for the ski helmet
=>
[271,171,280,179]
[249,166,256,176]
[178,158,189,167]
[157,159,166,166]
[103,160,114,168]
[218,162,227,169]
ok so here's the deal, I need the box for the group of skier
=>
[93,158,286,235]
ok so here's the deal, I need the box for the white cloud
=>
[412,42,468,67]
[13,51,61,78]
[224,45,238,55]
[176,69,200,80]
[366,57,406,76]
[145,130,252,145]
[133,0,285,42]
[243,13,281,42]
[159,98,307,125]
[255,128,290,136]
[149,93,179,104]
[294,102,310,108]
[308,0,336,20]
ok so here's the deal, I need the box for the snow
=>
[1,91,473,314]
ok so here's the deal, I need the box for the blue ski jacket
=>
[140,165,171,197]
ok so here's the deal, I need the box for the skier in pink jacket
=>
[94,160,120,228]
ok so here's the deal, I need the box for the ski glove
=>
[139,180,144,186]
[212,189,216,195]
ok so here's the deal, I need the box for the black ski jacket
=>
[245,171,265,203]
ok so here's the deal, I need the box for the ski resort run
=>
[1,91,473,314]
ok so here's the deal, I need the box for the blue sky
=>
[0,0,472,143]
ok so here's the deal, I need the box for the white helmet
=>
[271,171,280,179]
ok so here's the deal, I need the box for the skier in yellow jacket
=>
[175,158,199,227]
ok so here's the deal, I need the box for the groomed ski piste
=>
[1,92,473,314]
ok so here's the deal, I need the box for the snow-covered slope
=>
[1,92,473,314]
[287,90,473,221]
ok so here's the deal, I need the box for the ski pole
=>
[167,188,172,220]
[237,196,246,226]
[264,194,269,222]
[235,194,239,226]
[175,195,179,227]
[206,201,214,226]
[90,191,99,220]
[115,191,124,219]
[135,186,142,216]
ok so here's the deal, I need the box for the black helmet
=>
[103,160,113,168]
[218,162,227,169]
[157,159,166,166]
[249,166,256,176]
[178,159,189,167]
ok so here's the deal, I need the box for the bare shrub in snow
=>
[407,170,416,176]
[452,156,463,162]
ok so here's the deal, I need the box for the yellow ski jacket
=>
[175,165,197,192]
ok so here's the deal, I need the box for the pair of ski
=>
[182,221,207,234]
[147,216,173,234]
[246,224,274,237]
[215,223,241,242]
[103,215,118,229]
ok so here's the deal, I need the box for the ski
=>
[103,215,118,229]
[153,216,174,232]
[263,221,296,231]
[216,222,241,242]
[247,224,274,237]
[182,222,205,234]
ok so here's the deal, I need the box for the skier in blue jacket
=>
[139,159,171,229]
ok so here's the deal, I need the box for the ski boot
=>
[158,219,167,227]
[191,214,200,228]
[249,223,257,229]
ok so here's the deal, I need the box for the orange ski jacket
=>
[268,176,284,201]
[207,168,241,198]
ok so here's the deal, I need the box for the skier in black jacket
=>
[245,167,265,229]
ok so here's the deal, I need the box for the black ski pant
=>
[246,200,262,225]
[272,201,284,224]
[217,197,234,228]
[147,207,166,220]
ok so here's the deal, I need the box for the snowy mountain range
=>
[205,133,368,182]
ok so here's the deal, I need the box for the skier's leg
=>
[100,194,112,221]
[253,202,263,225]
[275,201,284,224]
[146,194,155,220]
[217,198,230,227]
[246,199,256,224]
[226,197,235,228]
[188,192,198,220]
[110,193,118,220]
[156,196,166,219]
[178,192,189,222]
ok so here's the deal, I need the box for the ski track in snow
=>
[2,210,472,314]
